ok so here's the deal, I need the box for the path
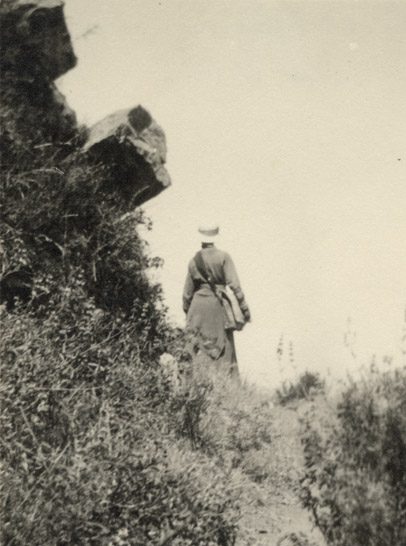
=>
[237,401,327,546]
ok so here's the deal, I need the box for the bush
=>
[165,359,273,482]
[300,365,406,546]
[276,371,325,406]
[0,296,239,545]
[0,145,166,326]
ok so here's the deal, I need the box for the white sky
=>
[59,0,406,386]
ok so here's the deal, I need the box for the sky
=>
[59,0,406,386]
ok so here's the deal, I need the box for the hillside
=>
[1,3,405,546]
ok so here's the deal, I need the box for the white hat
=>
[198,223,220,242]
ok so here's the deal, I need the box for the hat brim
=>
[200,232,217,240]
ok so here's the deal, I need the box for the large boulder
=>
[0,0,76,80]
[0,0,78,147]
[83,105,171,206]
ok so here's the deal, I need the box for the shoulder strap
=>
[194,251,209,281]
[194,251,220,299]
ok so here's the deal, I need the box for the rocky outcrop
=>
[0,0,78,147]
[84,106,171,207]
[0,0,171,205]
[0,0,171,308]
[0,0,76,80]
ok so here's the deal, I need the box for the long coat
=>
[182,245,249,375]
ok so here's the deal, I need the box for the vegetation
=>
[166,365,274,481]
[276,371,325,406]
[300,365,406,546]
[0,113,241,544]
[0,296,239,545]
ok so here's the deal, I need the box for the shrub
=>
[0,296,239,545]
[0,146,166,324]
[276,371,325,406]
[300,365,406,546]
[165,359,273,482]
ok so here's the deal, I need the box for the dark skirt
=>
[186,286,239,379]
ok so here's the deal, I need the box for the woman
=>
[182,224,250,378]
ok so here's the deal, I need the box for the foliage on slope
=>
[164,364,274,482]
[0,16,240,543]
[300,366,406,546]
[0,292,239,545]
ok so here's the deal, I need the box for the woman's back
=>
[182,233,250,377]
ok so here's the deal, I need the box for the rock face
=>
[83,105,171,206]
[0,0,78,146]
[0,0,170,206]
[0,0,172,307]
[0,0,76,80]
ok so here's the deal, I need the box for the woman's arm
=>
[182,263,195,314]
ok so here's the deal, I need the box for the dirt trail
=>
[237,402,326,546]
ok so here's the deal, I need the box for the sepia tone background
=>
[59,0,406,386]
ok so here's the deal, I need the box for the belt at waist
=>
[195,281,225,289]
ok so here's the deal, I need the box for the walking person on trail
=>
[182,224,251,378]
